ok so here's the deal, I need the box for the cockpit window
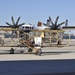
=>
[25,26,29,28]
[22,26,33,30]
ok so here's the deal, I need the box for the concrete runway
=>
[0,46,75,75]
[0,59,75,75]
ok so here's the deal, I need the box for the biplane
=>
[0,16,67,55]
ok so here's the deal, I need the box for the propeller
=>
[43,16,65,30]
[6,16,25,28]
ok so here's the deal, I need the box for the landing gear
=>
[36,49,42,56]
[10,48,14,54]
[57,40,61,45]
[28,48,33,52]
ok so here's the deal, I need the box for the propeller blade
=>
[49,16,54,25]
[16,17,20,25]
[18,23,25,27]
[43,23,47,26]
[50,25,55,29]
[55,16,59,25]
[6,22,12,26]
[57,22,65,27]
[11,16,15,25]
[43,23,50,27]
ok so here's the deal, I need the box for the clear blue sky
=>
[0,0,75,26]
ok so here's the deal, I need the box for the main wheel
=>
[37,49,42,56]
[10,48,14,54]
[28,48,33,52]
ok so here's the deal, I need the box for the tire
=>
[37,49,42,56]
[10,48,14,54]
[58,40,61,45]
[28,48,32,52]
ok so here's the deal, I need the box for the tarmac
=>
[0,46,75,75]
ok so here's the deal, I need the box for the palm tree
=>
[6,16,25,28]
[43,16,65,30]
